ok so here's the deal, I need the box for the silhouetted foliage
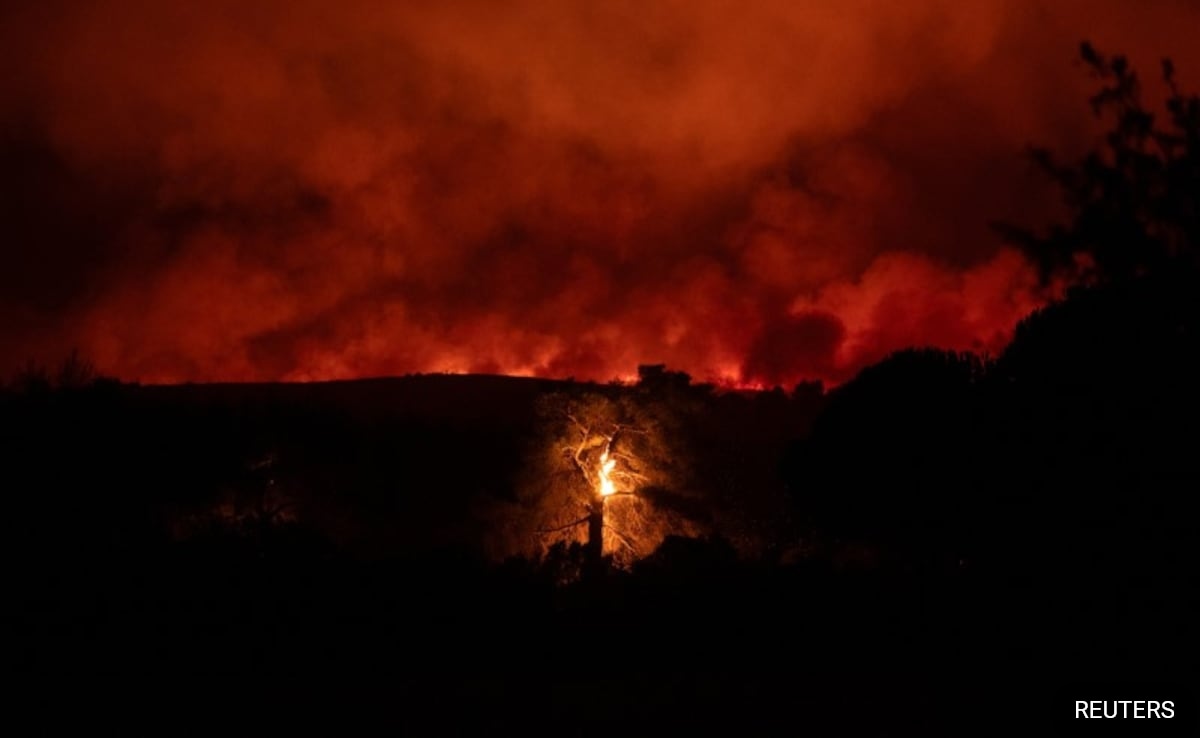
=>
[775,47,1200,609]
[634,534,738,579]
[784,349,989,566]
[636,363,693,393]
[996,42,1200,285]
[55,349,98,390]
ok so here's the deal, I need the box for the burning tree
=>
[496,387,701,575]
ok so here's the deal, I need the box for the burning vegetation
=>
[494,384,705,575]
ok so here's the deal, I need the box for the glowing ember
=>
[598,448,617,497]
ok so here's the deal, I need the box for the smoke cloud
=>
[3,0,1199,386]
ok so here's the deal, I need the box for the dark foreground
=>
[12,529,1193,735]
[8,274,1200,734]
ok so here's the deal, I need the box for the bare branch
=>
[571,445,593,488]
[612,424,650,438]
[607,526,638,553]
[537,515,591,534]
[564,412,590,438]
[613,470,649,483]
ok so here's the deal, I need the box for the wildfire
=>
[598,448,617,497]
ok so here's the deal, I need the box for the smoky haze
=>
[3,0,1199,386]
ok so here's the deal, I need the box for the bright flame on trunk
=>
[598,448,617,497]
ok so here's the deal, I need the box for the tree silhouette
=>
[786,44,1200,579]
[995,42,1199,285]
[983,44,1200,582]
[55,349,97,390]
[8,349,99,393]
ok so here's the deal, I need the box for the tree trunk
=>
[585,497,605,578]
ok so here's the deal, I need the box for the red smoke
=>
[3,1,1199,387]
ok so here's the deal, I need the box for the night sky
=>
[4,0,1199,386]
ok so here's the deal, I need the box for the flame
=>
[598,448,617,497]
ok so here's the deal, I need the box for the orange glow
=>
[4,2,1199,387]
[598,448,617,497]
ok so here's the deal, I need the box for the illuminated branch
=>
[607,525,638,553]
[564,412,591,441]
[564,412,596,489]
[612,423,649,435]
[613,470,649,483]
[537,515,591,534]
[572,441,593,489]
